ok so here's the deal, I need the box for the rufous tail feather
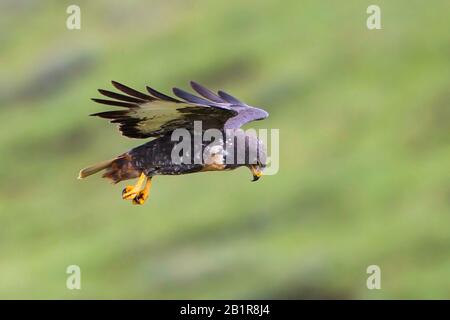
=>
[78,155,140,183]
[78,158,117,179]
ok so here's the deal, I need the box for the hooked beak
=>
[250,165,263,182]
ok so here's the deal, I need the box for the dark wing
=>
[90,81,237,138]
[90,81,269,138]
[190,81,269,129]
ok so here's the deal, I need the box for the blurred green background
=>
[0,0,449,299]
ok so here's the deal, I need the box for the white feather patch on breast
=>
[204,143,225,165]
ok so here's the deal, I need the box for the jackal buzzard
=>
[78,81,269,205]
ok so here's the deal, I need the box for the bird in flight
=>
[78,81,269,205]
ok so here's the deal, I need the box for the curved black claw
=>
[132,194,144,205]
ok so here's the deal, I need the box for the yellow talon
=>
[131,178,152,205]
[132,194,146,205]
[122,186,134,199]
[122,173,146,200]
[121,173,152,205]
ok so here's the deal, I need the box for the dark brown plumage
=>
[79,81,269,205]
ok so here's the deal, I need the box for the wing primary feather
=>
[111,81,154,101]
[190,81,226,103]
[90,110,128,119]
[218,90,242,104]
[98,89,146,103]
[173,87,218,106]
[146,86,180,102]
[91,98,138,108]
[110,118,138,124]
[89,81,246,139]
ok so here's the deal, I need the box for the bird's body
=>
[131,135,206,177]
[79,81,269,205]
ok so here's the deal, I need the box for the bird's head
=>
[245,132,267,182]
[223,124,267,182]
[223,129,266,181]
[249,160,265,182]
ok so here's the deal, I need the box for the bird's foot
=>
[121,174,152,205]
[132,189,149,205]
[122,185,138,200]
[122,173,146,201]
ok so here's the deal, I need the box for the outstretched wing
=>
[90,81,268,138]
[189,81,269,129]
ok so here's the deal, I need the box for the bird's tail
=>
[78,154,140,183]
